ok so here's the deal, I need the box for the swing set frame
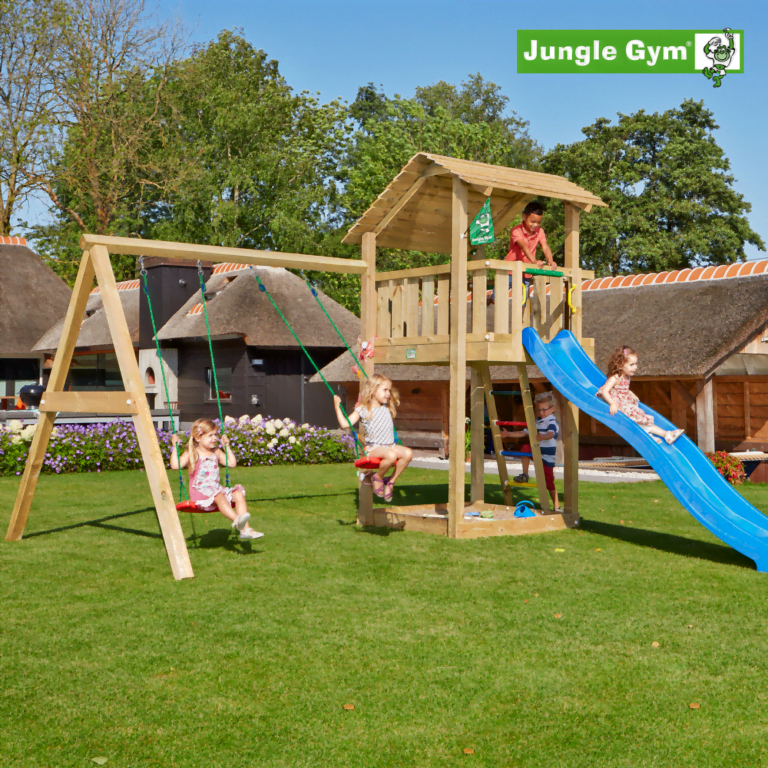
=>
[5,235,367,580]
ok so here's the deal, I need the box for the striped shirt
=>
[355,404,395,447]
[524,413,559,467]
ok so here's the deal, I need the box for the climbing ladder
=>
[470,362,551,514]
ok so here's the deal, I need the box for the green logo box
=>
[517,30,743,74]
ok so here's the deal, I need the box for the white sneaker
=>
[232,512,250,531]
[239,528,264,540]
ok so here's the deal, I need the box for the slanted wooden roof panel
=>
[343,152,606,250]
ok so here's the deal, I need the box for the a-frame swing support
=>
[6,235,368,580]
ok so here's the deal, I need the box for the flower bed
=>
[0,415,355,477]
[705,450,746,485]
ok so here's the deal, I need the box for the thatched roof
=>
[157,266,358,347]
[314,269,768,384]
[0,242,71,355]
[343,153,606,252]
[585,274,768,378]
[34,285,139,353]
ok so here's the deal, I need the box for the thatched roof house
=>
[157,265,358,347]
[0,239,71,357]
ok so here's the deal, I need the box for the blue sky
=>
[27,0,768,260]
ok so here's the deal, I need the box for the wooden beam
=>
[375,264,451,282]
[695,377,715,452]
[358,232,377,524]
[744,382,752,439]
[563,203,581,341]
[7,251,96,542]
[671,379,696,409]
[517,364,550,513]
[90,245,193,580]
[494,195,533,233]
[448,176,469,538]
[651,382,672,410]
[38,391,139,415]
[479,364,512,506]
[470,368,485,504]
[80,234,368,275]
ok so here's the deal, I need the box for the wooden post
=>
[562,202,581,519]
[448,176,469,538]
[89,245,193,580]
[564,203,581,341]
[470,367,484,504]
[422,275,435,336]
[358,232,377,522]
[6,251,96,542]
[494,267,509,335]
[510,261,524,361]
[696,377,715,452]
[517,363,550,513]
[744,381,752,439]
[479,364,513,506]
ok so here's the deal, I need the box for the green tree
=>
[27,0,183,283]
[541,99,765,276]
[0,0,65,235]
[148,31,349,256]
[326,76,541,309]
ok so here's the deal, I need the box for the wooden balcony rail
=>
[375,261,584,353]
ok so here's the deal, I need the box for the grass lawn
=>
[2,465,768,767]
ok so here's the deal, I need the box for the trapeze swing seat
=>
[176,500,206,513]
[354,456,382,471]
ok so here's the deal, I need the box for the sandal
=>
[371,475,386,498]
[665,428,684,445]
[384,476,395,502]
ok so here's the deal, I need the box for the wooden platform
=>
[357,501,579,539]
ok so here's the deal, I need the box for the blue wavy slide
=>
[523,328,768,571]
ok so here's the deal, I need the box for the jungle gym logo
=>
[517,29,742,86]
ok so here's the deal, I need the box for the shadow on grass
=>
[24,508,163,540]
[195,528,262,555]
[580,518,756,570]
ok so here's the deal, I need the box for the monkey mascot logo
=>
[702,28,735,87]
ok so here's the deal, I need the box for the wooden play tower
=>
[346,153,606,538]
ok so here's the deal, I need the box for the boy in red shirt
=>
[489,202,558,303]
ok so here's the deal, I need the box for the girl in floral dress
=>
[597,346,684,446]
[170,418,263,540]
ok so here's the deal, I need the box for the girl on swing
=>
[170,419,264,540]
[333,374,413,502]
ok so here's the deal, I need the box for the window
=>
[206,367,232,401]
[0,358,40,396]
[69,353,122,391]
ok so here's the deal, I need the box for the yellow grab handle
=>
[567,285,579,314]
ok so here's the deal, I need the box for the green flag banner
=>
[470,199,495,246]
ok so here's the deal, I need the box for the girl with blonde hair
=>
[170,419,263,539]
[333,373,413,501]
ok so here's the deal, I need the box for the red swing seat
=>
[176,499,207,513]
[354,456,382,471]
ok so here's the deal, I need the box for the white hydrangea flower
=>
[268,438,277,448]
[265,426,276,436]
[273,419,284,429]
[224,416,237,425]
[278,428,289,437]
[239,414,250,423]
[7,420,23,433]
[251,414,262,425]
[301,423,310,429]
[20,425,36,442]
[51,427,60,438]
[288,436,296,444]
[10,435,22,444]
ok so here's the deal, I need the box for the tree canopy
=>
[541,99,765,276]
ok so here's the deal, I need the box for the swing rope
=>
[139,258,187,503]
[300,271,403,447]
[251,269,363,459]
[197,262,231,485]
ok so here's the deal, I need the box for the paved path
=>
[410,456,660,484]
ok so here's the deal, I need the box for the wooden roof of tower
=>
[343,153,607,253]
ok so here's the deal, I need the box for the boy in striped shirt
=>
[500,391,560,510]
